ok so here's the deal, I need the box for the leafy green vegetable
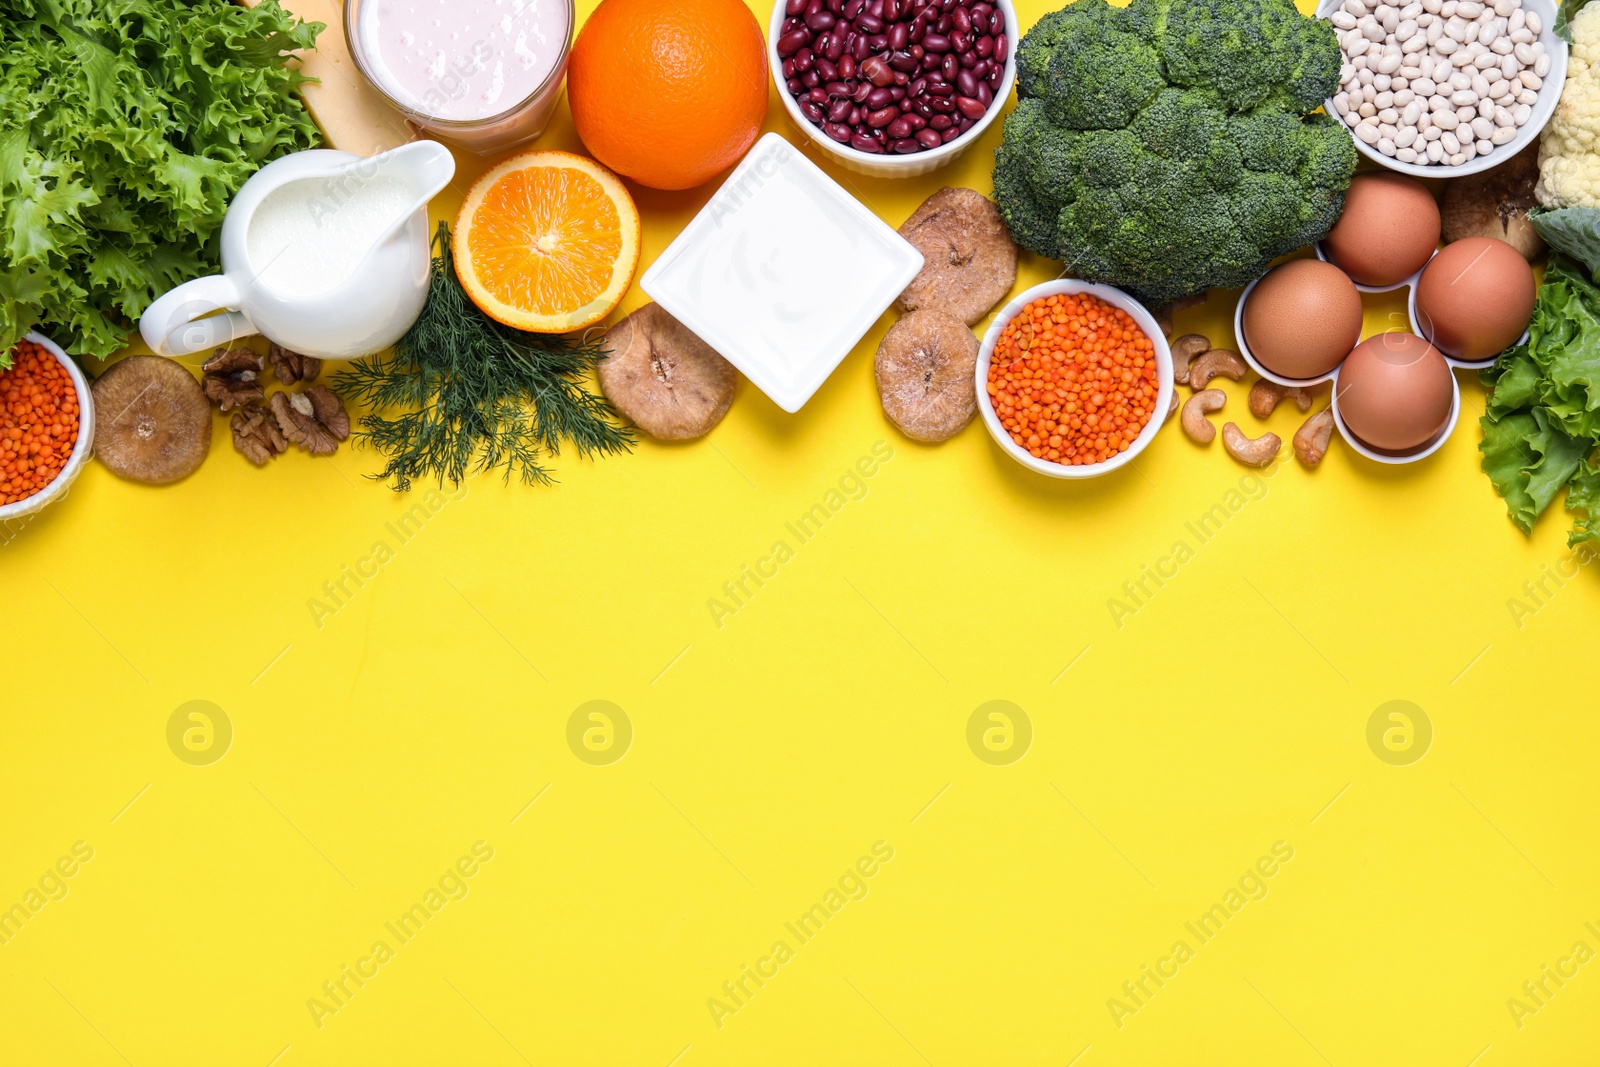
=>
[1529,207,1600,280]
[1480,255,1600,536]
[1479,408,1588,532]
[332,223,634,493]
[991,0,1355,307]
[0,0,323,365]
[1566,459,1600,545]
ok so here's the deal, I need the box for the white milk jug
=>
[140,141,456,360]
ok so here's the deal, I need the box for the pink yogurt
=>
[353,0,572,149]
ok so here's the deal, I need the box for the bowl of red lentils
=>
[0,333,92,521]
[976,280,1173,479]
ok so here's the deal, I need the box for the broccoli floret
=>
[1069,129,1144,190]
[1131,88,1229,161]
[993,117,1064,260]
[1014,8,1081,100]
[1038,14,1164,130]
[1161,0,1339,113]
[991,0,1356,307]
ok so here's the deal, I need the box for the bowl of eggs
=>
[1235,170,1537,464]
[1319,0,1568,179]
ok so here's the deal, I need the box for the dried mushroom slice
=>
[874,309,979,443]
[268,342,322,386]
[271,385,349,456]
[201,347,264,412]
[91,355,212,484]
[231,401,288,466]
[894,187,1019,326]
[598,303,736,440]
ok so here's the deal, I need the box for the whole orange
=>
[568,0,768,191]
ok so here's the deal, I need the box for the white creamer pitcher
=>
[141,141,456,360]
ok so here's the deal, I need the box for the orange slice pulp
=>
[453,151,641,334]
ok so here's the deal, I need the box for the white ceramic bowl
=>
[976,280,1174,480]
[1317,0,1568,179]
[0,333,94,523]
[769,0,1018,178]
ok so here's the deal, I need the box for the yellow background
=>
[4,1,1600,1064]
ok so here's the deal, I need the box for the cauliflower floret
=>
[1539,3,1600,208]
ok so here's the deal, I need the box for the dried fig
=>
[598,303,736,441]
[874,309,979,443]
[90,356,211,485]
[894,188,1018,326]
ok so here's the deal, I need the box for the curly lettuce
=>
[0,0,322,365]
[1480,254,1600,542]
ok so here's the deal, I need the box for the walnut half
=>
[271,385,350,456]
[231,401,288,466]
[202,348,264,412]
[268,343,322,386]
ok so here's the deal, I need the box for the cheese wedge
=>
[240,0,415,156]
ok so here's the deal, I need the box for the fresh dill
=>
[333,222,634,492]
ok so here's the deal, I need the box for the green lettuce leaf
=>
[1480,409,1590,533]
[1567,460,1600,546]
[1483,346,1541,417]
[1524,255,1600,438]
[0,0,322,366]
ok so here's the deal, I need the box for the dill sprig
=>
[333,221,634,492]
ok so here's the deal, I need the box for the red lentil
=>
[985,292,1158,466]
[1,340,80,505]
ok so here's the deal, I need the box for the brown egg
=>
[1337,333,1455,452]
[1414,236,1537,361]
[1242,259,1363,380]
[1323,172,1442,287]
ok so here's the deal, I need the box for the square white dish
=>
[640,133,924,414]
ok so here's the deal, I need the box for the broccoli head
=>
[994,0,1355,307]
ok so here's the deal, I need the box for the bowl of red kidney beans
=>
[768,0,1016,177]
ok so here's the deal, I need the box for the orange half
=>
[453,151,641,334]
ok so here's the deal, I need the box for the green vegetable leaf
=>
[1526,256,1600,438]
[1567,460,1600,545]
[1480,408,1590,533]
[1529,208,1600,279]
[1484,346,1541,417]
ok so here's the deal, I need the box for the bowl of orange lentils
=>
[976,280,1174,480]
[0,333,93,522]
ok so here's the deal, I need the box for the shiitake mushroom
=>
[90,356,211,484]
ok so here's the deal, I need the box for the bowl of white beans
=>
[1319,0,1567,177]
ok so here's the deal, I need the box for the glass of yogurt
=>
[347,0,574,154]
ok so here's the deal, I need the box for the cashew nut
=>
[1170,334,1211,386]
[1189,349,1248,390]
[1293,408,1336,468]
[1248,379,1313,419]
[1181,389,1226,444]
[1165,391,1179,424]
[1222,422,1280,467]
